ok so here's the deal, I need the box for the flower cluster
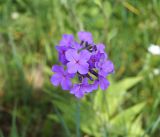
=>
[51,31,114,98]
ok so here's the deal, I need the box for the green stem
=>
[76,100,81,137]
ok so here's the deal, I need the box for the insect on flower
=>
[51,31,114,98]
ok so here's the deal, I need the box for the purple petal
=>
[52,65,64,73]
[72,41,81,50]
[66,72,75,78]
[99,76,110,90]
[78,31,93,44]
[88,53,101,68]
[50,74,61,86]
[61,78,72,90]
[79,78,92,93]
[70,84,85,98]
[75,89,84,98]
[98,70,108,77]
[67,62,78,74]
[92,80,99,90]
[55,45,67,53]
[65,49,79,62]
[70,84,79,94]
[96,43,105,53]
[80,50,91,61]
[78,62,89,74]
[82,78,88,84]
[84,84,94,93]
[99,53,107,61]
[102,60,114,74]
[59,34,74,47]
[56,46,68,64]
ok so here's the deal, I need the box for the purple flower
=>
[78,31,93,44]
[72,41,81,50]
[95,53,114,76]
[56,46,68,65]
[59,34,74,47]
[93,76,110,90]
[96,43,105,53]
[70,78,91,98]
[50,65,74,90]
[88,52,101,69]
[51,31,114,98]
[65,49,91,74]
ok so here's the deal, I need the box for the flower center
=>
[76,60,79,64]
[92,58,96,62]
[62,50,65,55]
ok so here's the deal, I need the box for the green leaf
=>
[10,106,19,137]
[107,28,118,43]
[103,1,112,18]
[106,76,143,114]
[94,0,102,8]
[109,76,143,93]
[111,102,145,131]
[129,115,148,137]
[94,76,143,115]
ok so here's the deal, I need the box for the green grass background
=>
[0,0,160,137]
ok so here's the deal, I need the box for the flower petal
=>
[70,84,84,98]
[61,78,72,90]
[99,76,110,90]
[52,65,64,73]
[70,84,79,94]
[67,62,78,74]
[103,60,114,74]
[75,88,84,98]
[65,49,79,62]
[99,71,108,77]
[91,81,99,91]
[82,84,92,93]
[72,41,81,50]
[56,46,68,64]
[78,31,93,44]
[80,50,91,61]
[78,62,89,74]
[96,43,105,53]
[59,34,74,47]
[50,74,61,86]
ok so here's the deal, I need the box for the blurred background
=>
[0,0,160,137]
